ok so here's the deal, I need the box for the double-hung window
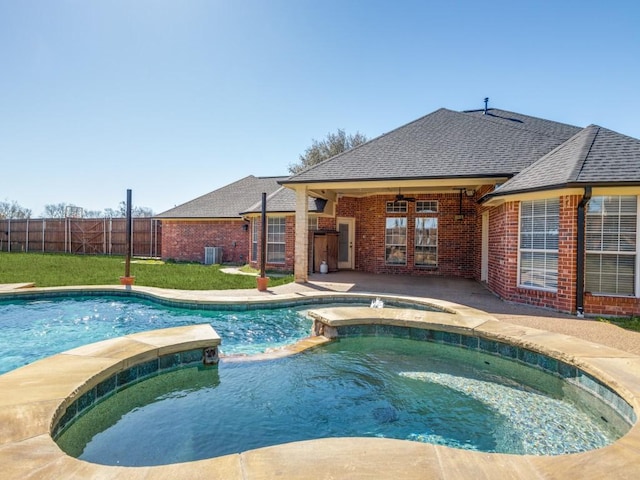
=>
[585,196,637,296]
[519,199,559,290]
[267,217,286,264]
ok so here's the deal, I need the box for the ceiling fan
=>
[395,188,416,203]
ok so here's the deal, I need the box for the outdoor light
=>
[465,189,475,197]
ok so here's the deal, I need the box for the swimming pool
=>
[55,336,627,465]
[0,296,313,373]
[2,289,639,478]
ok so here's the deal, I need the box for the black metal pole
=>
[260,192,267,278]
[125,189,132,278]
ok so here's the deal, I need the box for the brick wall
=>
[484,194,639,315]
[486,201,519,298]
[556,195,579,312]
[486,198,573,311]
[248,215,296,273]
[161,193,638,316]
[336,193,479,277]
[161,220,249,264]
[584,293,640,317]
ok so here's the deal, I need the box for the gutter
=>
[280,173,510,186]
[575,186,592,317]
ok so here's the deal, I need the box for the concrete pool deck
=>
[0,274,639,479]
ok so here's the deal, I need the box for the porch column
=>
[294,186,309,283]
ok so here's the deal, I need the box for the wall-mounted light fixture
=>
[465,189,475,197]
[242,223,249,231]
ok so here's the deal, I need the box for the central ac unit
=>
[204,246,223,265]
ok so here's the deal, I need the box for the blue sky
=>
[1,0,639,216]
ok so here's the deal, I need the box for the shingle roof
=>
[574,126,640,182]
[491,125,640,196]
[155,175,287,219]
[241,187,327,214]
[283,108,581,184]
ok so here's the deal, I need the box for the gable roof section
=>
[241,187,327,214]
[283,108,581,184]
[575,127,640,182]
[489,125,640,197]
[156,175,286,219]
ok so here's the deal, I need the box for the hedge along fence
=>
[0,218,161,257]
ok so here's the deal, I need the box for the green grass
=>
[598,316,640,332]
[0,253,294,290]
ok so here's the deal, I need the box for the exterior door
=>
[337,217,355,269]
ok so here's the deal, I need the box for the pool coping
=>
[0,287,638,479]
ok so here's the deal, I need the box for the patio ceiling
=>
[290,177,508,200]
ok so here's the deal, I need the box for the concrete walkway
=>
[269,271,640,356]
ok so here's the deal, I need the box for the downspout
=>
[575,186,592,317]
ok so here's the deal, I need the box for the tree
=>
[113,201,154,218]
[0,200,32,219]
[288,128,368,174]
[43,202,154,218]
[43,203,67,218]
[43,203,83,218]
[83,209,104,218]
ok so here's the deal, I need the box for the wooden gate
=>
[69,218,106,254]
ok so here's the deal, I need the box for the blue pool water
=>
[55,336,626,465]
[0,297,313,374]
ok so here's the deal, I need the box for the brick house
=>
[156,175,327,269]
[158,107,640,316]
[156,176,285,264]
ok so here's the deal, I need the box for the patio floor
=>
[272,271,640,356]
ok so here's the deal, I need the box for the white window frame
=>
[385,217,407,265]
[518,198,559,291]
[585,195,638,297]
[386,201,407,213]
[251,218,259,262]
[415,217,437,267]
[267,216,286,264]
[416,200,438,213]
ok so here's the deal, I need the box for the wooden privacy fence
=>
[0,218,161,257]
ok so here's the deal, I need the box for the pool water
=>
[56,337,627,466]
[0,297,312,374]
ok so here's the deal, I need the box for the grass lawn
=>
[0,253,293,290]
[599,316,640,333]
